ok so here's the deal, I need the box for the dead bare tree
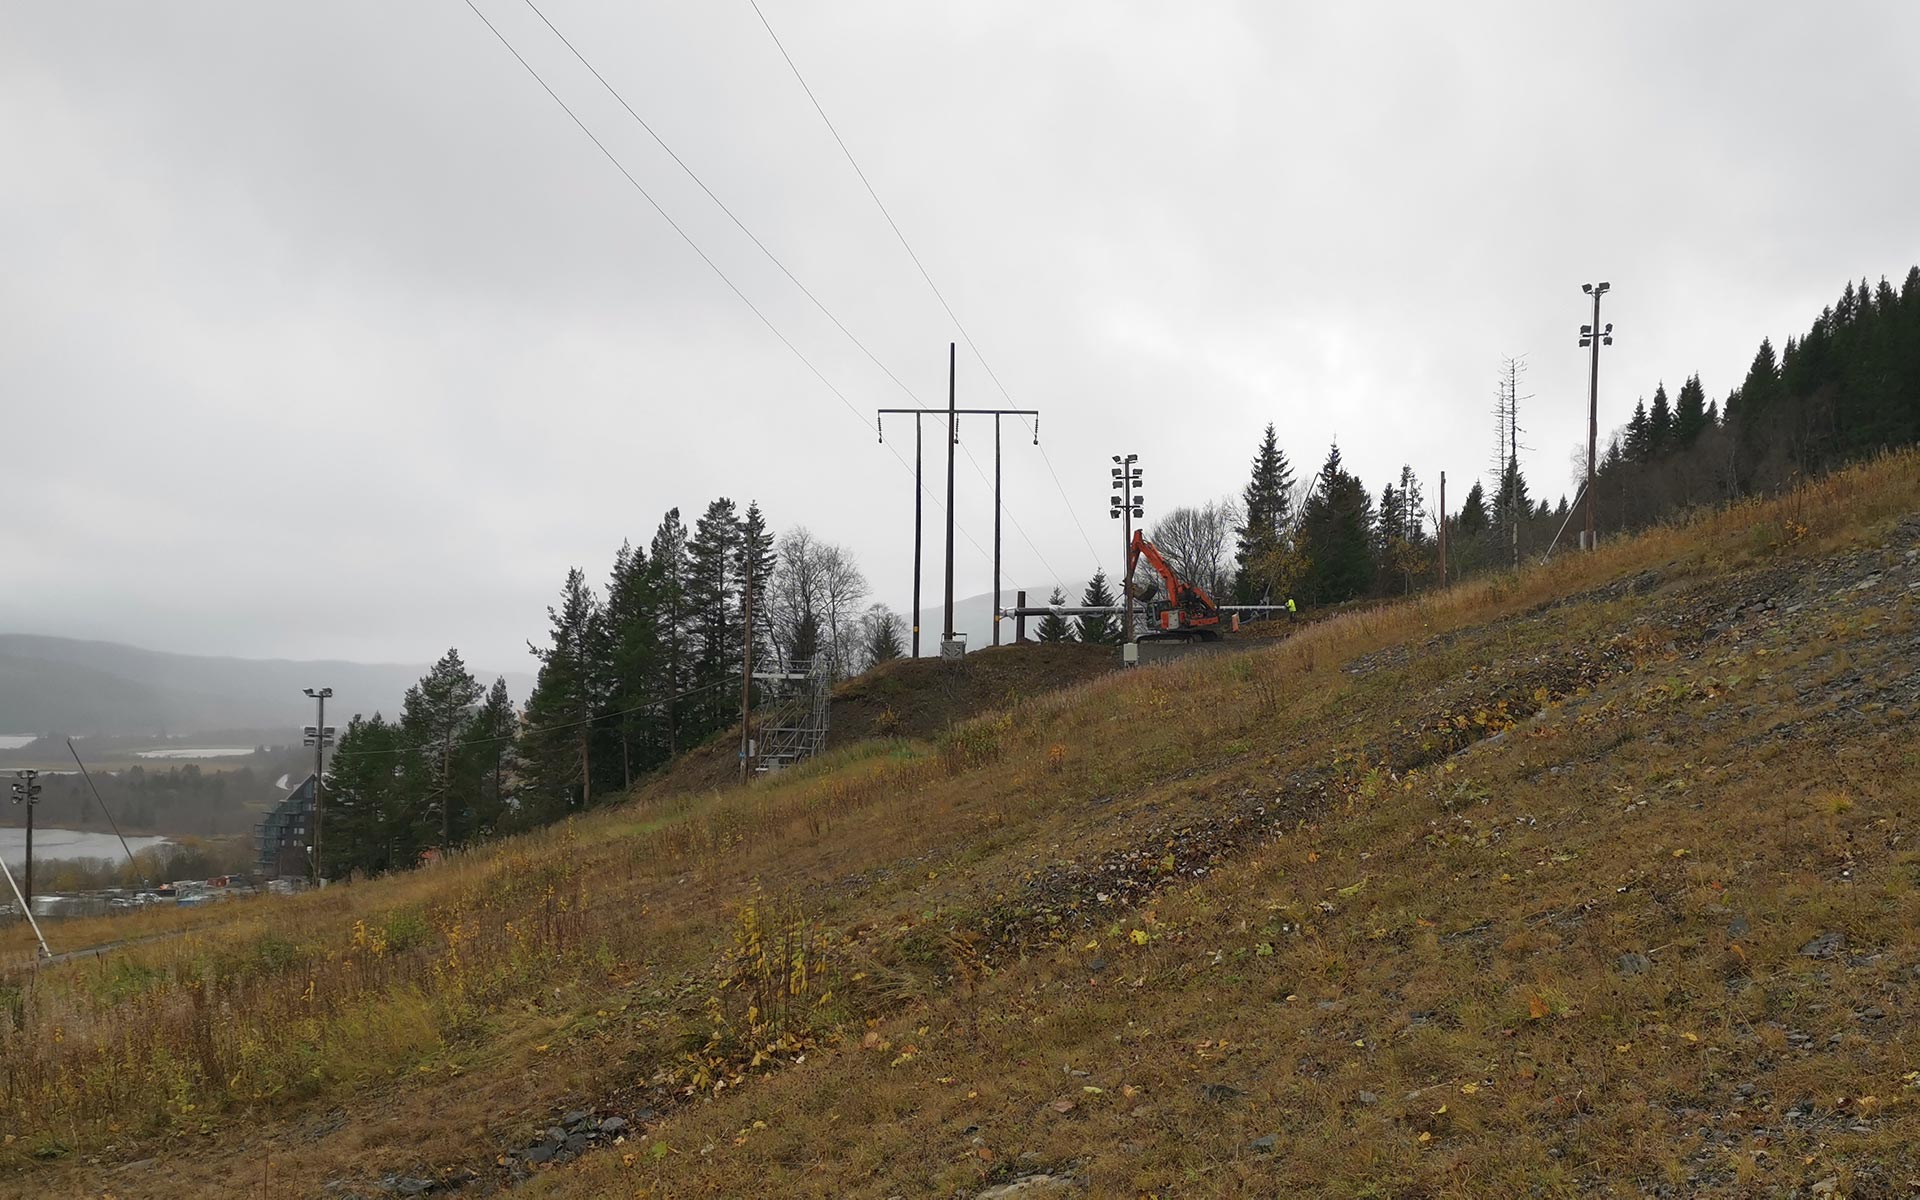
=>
[1148,498,1241,598]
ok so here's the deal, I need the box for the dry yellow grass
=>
[4,450,1918,1198]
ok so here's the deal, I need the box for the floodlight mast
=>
[302,687,334,884]
[1578,282,1614,549]
[1109,454,1143,643]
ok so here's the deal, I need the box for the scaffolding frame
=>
[751,655,833,772]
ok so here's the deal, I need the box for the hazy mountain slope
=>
[0,634,535,736]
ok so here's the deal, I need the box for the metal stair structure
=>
[751,654,832,772]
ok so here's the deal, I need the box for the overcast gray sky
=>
[4,1,1916,670]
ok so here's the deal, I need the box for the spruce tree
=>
[1674,374,1708,445]
[683,498,742,740]
[1075,569,1119,644]
[1296,444,1374,604]
[1035,588,1073,643]
[859,604,905,667]
[322,713,405,878]
[1624,399,1651,462]
[649,509,689,755]
[1232,424,1295,603]
[1648,383,1674,454]
[737,502,779,685]
[463,677,516,839]
[399,649,483,854]
[600,541,660,789]
[520,567,601,822]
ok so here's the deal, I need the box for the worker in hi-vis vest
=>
[1286,597,1297,616]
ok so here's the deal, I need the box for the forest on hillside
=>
[320,266,1920,880]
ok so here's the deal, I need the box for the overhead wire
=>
[455,0,992,566]
[517,0,1052,588]
[743,0,1107,575]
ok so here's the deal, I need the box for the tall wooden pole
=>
[1438,471,1448,587]
[1585,287,1605,550]
[912,416,923,657]
[943,342,957,646]
[992,414,1002,645]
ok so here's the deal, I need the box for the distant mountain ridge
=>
[0,634,535,737]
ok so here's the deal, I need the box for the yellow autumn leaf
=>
[1460,1083,1478,1095]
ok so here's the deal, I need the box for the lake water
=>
[0,828,172,871]
[134,747,257,759]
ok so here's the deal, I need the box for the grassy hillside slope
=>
[4,453,1918,1198]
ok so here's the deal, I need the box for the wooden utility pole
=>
[1438,471,1448,587]
[912,417,923,657]
[1580,283,1613,549]
[992,414,1002,645]
[944,342,957,648]
[739,558,754,781]
[876,379,1037,659]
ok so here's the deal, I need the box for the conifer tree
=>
[463,677,516,838]
[1296,444,1374,604]
[399,649,483,854]
[1035,588,1072,643]
[1075,569,1119,644]
[1674,374,1708,445]
[519,568,601,822]
[600,541,660,789]
[683,498,741,739]
[323,713,405,878]
[737,502,779,684]
[1624,399,1651,462]
[1232,424,1295,603]
[649,509,689,755]
[1648,383,1674,454]
[859,604,905,667]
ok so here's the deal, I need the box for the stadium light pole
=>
[10,770,41,911]
[1109,454,1143,643]
[302,688,334,885]
[1579,282,1614,550]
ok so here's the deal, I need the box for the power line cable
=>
[517,0,927,410]
[456,0,991,569]
[956,437,1067,594]
[743,0,1106,574]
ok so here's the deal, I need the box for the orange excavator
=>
[1126,530,1237,642]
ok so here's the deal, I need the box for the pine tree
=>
[1075,569,1119,644]
[399,649,483,854]
[519,567,601,823]
[1232,424,1295,603]
[1297,444,1374,604]
[1035,588,1073,643]
[1648,383,1674,455]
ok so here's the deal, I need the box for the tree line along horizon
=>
[320,265,1920,878]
